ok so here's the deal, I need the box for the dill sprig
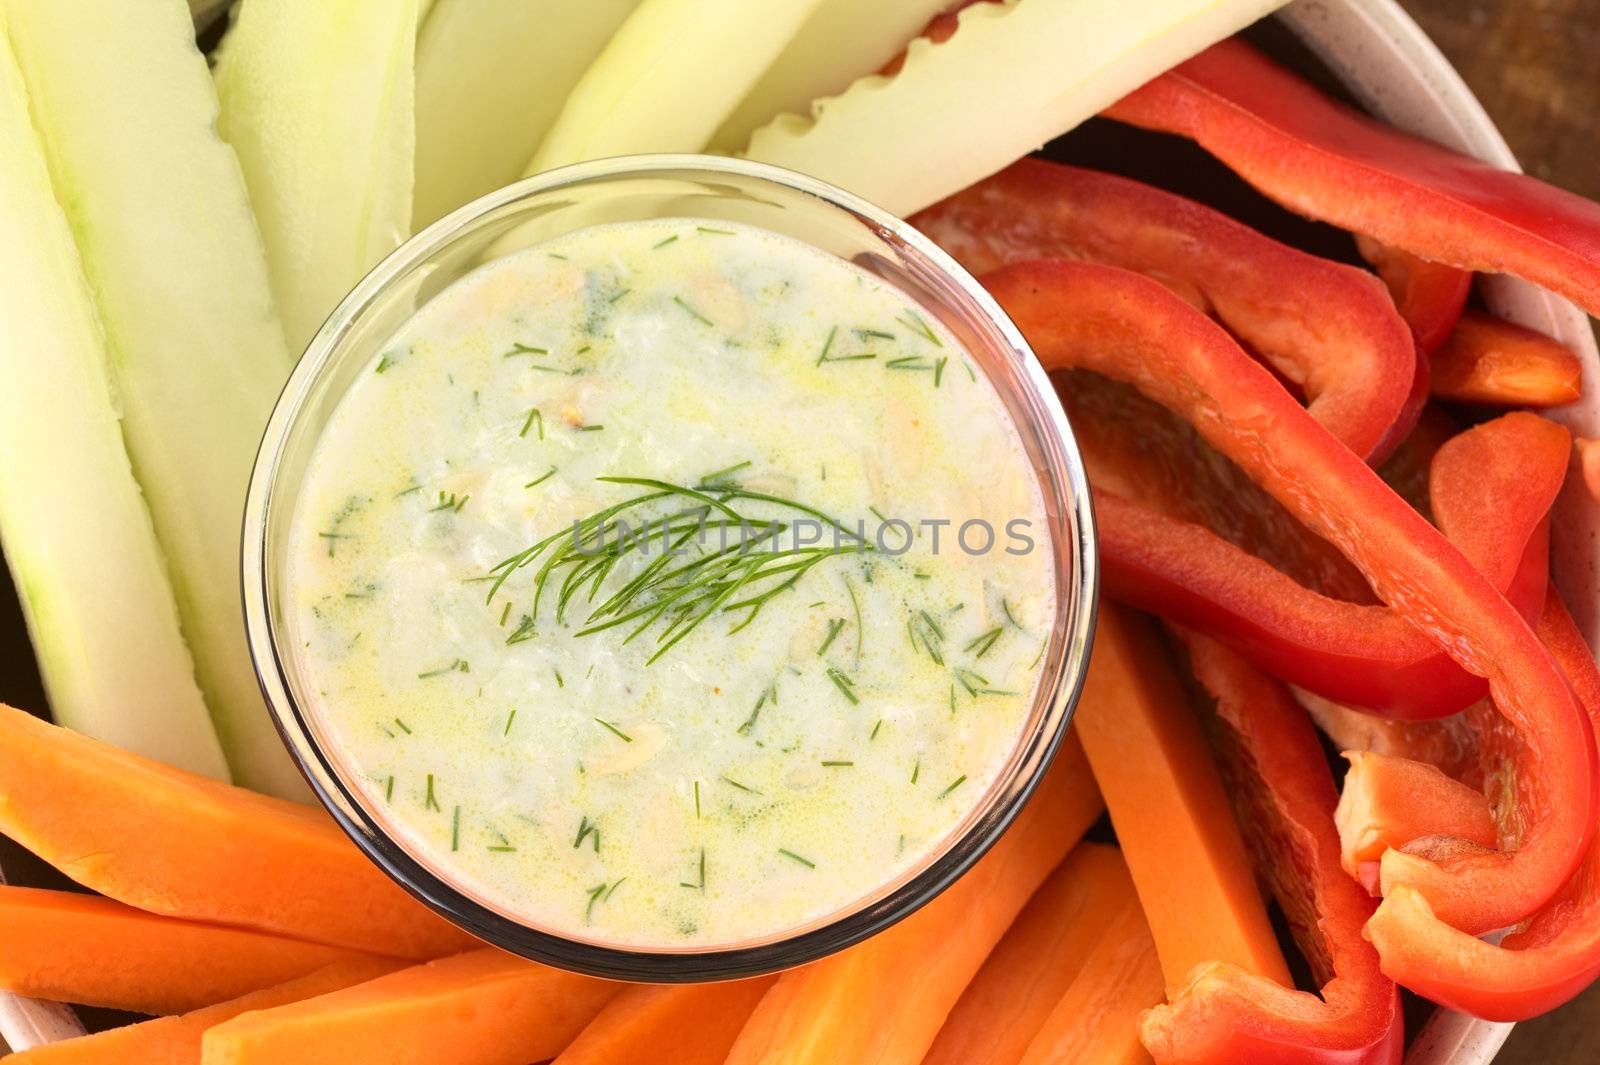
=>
[485,476,868,664]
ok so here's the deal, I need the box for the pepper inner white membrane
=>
[288,219,1056,947]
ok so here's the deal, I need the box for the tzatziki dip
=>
[287,218,1056,947]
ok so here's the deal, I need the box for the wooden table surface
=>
[1399,2,1600,1061]
[2,1,1598,1061]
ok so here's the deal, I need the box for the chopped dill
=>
[778,848,815,869]
[503,708,518,736]
[897,310,942,346]
[965,627,1003,658]
[393,717,412,735]
[954,667,987,696]
[739,679,777,735]
[418,658,470,679]
[938,775,968,800]
[821,760,854,767]
[720,774,760,795]
[424,774,441,811]
[697,226,735,236]
[673,295,713,326]
[574,815,600,852]
[870,718,883,740]
[815,325,837,366]
[594,718,633,743]
[499,601,512,626]
[653,234,680,249]
[451,805,461,851]
[429,490,469,513]
[680,847,707,892]
[520,408,543,439]
[525,466,557,489]
[384,775,395,803]
[694,779,702,818]
[554,668,564,688]
[817,618,846,656]
[574,424,604,432]
[505,615,536,645]
[854,328,895,341]
[825,667,859,705]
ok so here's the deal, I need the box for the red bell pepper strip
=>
[1364,590,1600,1020]
[1354,237,1471,356]
[1430,310,1584,408]
[1336,751,1498,892]
[1140,629,1403,1065]
[912,158,1422,462]
[985,258,1595,936]
[1084,402,1562,718]
[1104,38,1600,319]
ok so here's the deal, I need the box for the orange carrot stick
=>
[553,977,775,1065]
[1073,604,1289,991]
[0,702,476,959]
[1430,310,1583,407]
[923,842,1139,1065]
[6,959,405,1065]
[0,885,395,1014]
[200,947,617,1065]
[1016,860,1162,1065]
[724,735,1103,1065]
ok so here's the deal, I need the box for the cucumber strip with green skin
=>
[414,0,641,230]
[7,0,306,798]
[526,0,828,174]
[709,0,950,153]
[215,0,419,353]
[0,11,229,781]
[743,0,1289,218]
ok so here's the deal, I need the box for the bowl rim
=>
[239,152,1100,981]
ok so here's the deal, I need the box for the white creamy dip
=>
[288,219,1055,946]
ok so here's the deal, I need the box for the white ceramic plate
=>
[3,0,1594,1058]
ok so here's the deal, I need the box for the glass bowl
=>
[242,154,1098,981]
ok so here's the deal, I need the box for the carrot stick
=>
[923,842,1139,1065]
[200,947,617,1065]
[1429,310,1583,407]
[0,702,476,959]
[724,734,1103,1065]
[6,959,406,1065]
[0,885,396,1014]
[553,977,775,1065]
[1015,859,1162,1065]
[1073,604,1290,991]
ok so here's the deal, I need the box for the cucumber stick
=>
[527,0,828,174]
[0,11,229,780]
[745,0,1289,217]
[215,0,419,353]
[414,0,641,229]
[5,0,308,798]
[709,0,950,152]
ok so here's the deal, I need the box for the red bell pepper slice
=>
[1140,630,1403,1065]
[1364,590,1600,1020]
[1430,310,1584,408]
[985,258,1595,936]
[1104,38,1600,319]
[913,158,1422,463]
[1353,238,1471,356]
[1083,400,1562,718]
